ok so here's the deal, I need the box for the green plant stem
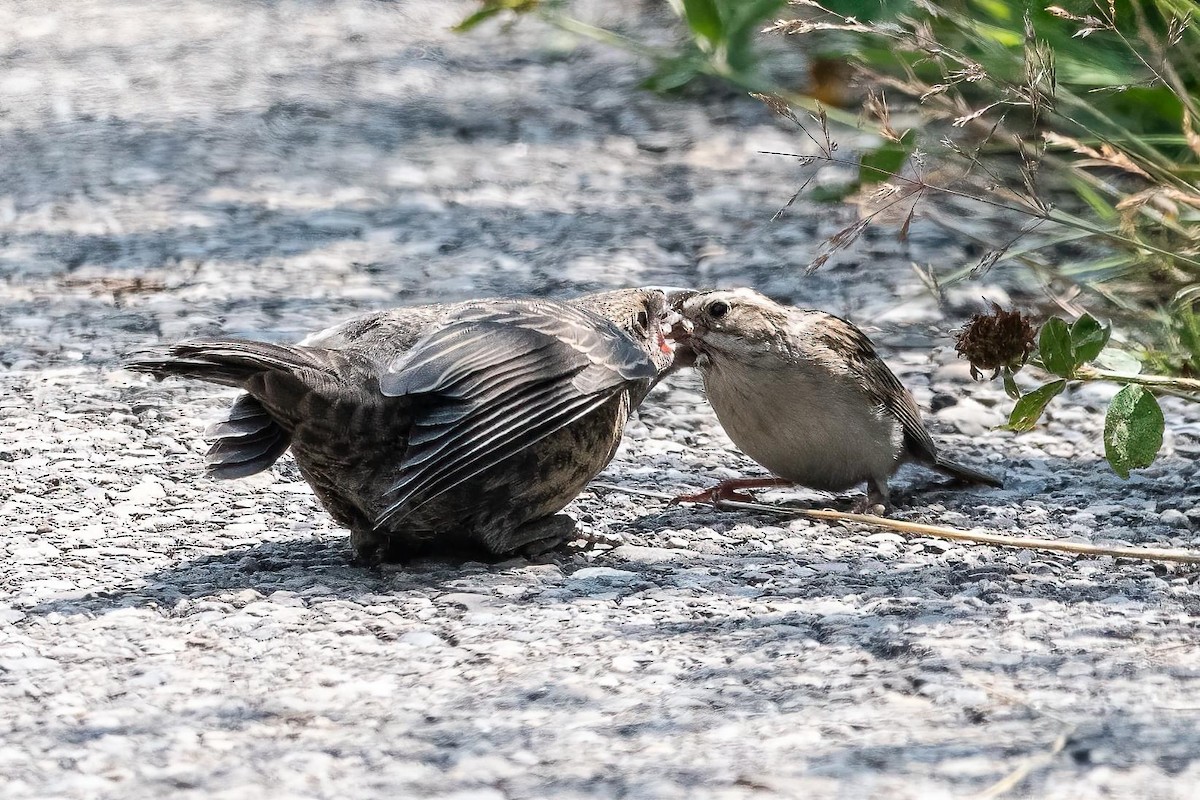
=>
[1024,356,1200,398]
[540,11,665,60]
[1060,158,1200,246]
[1075,365,1200,395]
[773,91,862,129]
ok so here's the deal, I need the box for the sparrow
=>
[670,288,1002,512]
[127,288,684,562]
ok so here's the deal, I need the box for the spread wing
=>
[818,314,939,461]
[375,300,655,528]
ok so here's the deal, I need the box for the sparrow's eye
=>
[634,310,649,333]
[708,300,731,320]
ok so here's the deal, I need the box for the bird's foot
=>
[852,497,888,516]
[853,482,890,516]
[509,514,578,558]
[669,477,791,507]
[573,526,625,551]
[670,485,758,506]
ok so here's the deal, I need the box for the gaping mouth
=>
[656,309,688,355]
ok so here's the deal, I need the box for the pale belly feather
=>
[701,359,904,491]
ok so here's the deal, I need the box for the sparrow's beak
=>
[663,313,693,340]
[662,314,700,340]
[661,315,700,368]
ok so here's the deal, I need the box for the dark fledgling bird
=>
[127,289,683,562]
[670,288,1002,512]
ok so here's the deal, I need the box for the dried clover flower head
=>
[954,302,1038,380]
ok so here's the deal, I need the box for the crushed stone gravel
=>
[1,2,1198,798]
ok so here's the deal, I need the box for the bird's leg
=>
[350,526,388,567]
[502,513,579,558]
[854,478,890,516]
[670,477,793,506]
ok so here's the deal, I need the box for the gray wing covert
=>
[375,300,655,527]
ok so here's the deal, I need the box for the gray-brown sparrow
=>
[671,288,1002,511]
[127,289,683,562]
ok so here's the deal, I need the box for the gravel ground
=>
[2,2,1200,798]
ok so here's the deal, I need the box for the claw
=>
[851,494,889,516]
[573,527,625,550]
[669,477,792,507]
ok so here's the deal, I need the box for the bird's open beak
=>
[659,313,701,369]
[654,308,687,355]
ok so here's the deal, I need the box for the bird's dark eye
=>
[634,310,649,333]
[708,300,731,320]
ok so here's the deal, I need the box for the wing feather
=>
[374,299,653,528]
[818,314,939,460]
[202,394,292,479]
[378,387,613,526]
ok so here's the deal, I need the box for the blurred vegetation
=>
[769,0,1200,475]
[455,0,789,92]
[456,0,1200,474]
[773,1,1200,369]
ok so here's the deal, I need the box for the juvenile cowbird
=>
[127,289,682,561]
[671,288,1002,511]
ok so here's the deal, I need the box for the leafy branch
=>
[956,305,1195,477]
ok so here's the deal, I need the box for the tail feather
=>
[126,341,322,479]
[931,455,1003,488]
[206,439,291,479]
[204,412,275,440]
[204,395,291,479]
[126,339,324,388]
[206,425,291,479]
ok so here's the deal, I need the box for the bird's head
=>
[574,287,692,374]
[671,288,790,367]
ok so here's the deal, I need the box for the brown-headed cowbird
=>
[128,289,683,561]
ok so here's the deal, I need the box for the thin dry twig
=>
[590,484,1200,565]
[973,728,1074,800]
[758,145,1200,272]
[766,0,1200,295]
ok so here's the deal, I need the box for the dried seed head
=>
[954,302,1039,380]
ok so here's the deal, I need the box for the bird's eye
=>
[708,300,731,320]
[634,310,649,333]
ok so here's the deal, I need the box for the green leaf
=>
[721,0,787,73]
[643,52,705,92]
[1068,176,1117,221]
[723,0,787,37]
[682,0,724,47]
[1069,313,1110,365]
[1095,348,1143,375]
[1104,385,1165,479]
[808,182,860,203]
[859,131,914,186]
[451,0,541,33]
[1038,317,1075,378]
[1176,303,1200,369]
[1004,380,1065,432]
[452,6,503,32]
[1001,368,1022,400]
